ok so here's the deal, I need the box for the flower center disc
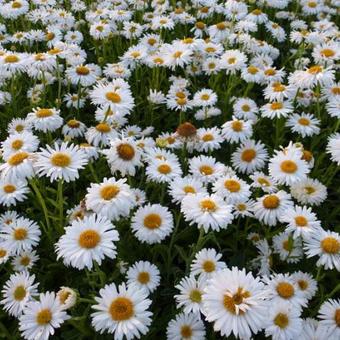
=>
[109,297,134,321]
[78,230,101,249]
[143,214,162,229]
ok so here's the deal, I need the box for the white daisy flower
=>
[317,299,340,339]
[202,267,268,339]
[56,214,119,270]
[11,250,39,272]
[91,282,152,338]
[126,260,160,294]
[131,203,174,244]
[291,271,318,301]
[19,291,70,340]
[0,272,39,317]
[26,107,63,133]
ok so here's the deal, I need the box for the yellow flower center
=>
[216,22,227,30]
[264,68,276,76]
[297,280,308,290]
[36,108,53,118]
[183,185,196,194]
[15,124,24,132]
[3,184,16,193]
[189,289,202,303]
[276,282,294,298]
[302,150,313,162]
[13,285,26,301]
[202,260,215,272]
[67,119,80,128]
[110,297,134,321]
[105,92,121,103]
[228,57,236,64]
[307,65,322,74]
[78,230,101,249]
[76,66,90,75]
[298,117,310,126]
[173,51,183,59]
[247,66,259,74]
[237,203,247,211]
[158,164,171,174]
[143,214,162,229]
[180,325,193,338]
[202,133,214,142]
[51,152,71,167]
[295,216,308,227]
[270,102,283,110]
[12,1,22,8]
[147,38,157,46]
[100,185,120,200]
[273,83,285,92]
[200,94,210,101]
[334,309,340,326]
[137,272,150,284]
[231,120,243,132]
[223,288,250,315]
[59,291,71,304]
[4,55,19,63]
[280,160,297,174]
[195,22,205,29]
[224,179,241,192]
[274,313,289,329]
[95,123,111,133]
[11,139,23,150]
[241,104,250,112]
[117,143,135,160]
[282,240,292,252]
[20,256,30,266]
[200,199,216,212]
[252,9,262,15]
[36,309,52,325]
[305,186,315,194]
[0,249,7,258]
[263,195,280,209]
[199,165,213,175]
[14,228,27,240]
[321,237,340,254]
[241,149,256,162]
[258,177,270,186]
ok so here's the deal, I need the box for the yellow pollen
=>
[308,1,317,7]
[158,164,171,174]
[176,98,187,106]
[202,260,215,272]
[8,151,29,166]
[334,309,340,326]
[12,1,22,8]
[200,199,216,212]
[308,65,322,74]
[14,228,27,240]
[195,22,205,29]
[183,185,196,194]
[173,51,183,58]
[331,87,340,95]
[252,9,262,15]
[241,149,256,162]
[224,179,241,192]
[0,249,7,258]
[297,280,308,290]
[282,240,292,252]
[270,102,283,110]
[130,51,141,58]
[305,186,315,194]
[264,68,276,76]
[189,289,202,303]
[199,165,213,175]
[15,125,24,132]
[223,288,250,315]
[117,143,135,160]
[321,237,340,254]
[280,160,297,174]
[67,119,80,128]
[298,117,310,126]
[232,120,243,132]
[147,38,157,46]
[216,22,227,30]
[36,108,53,118]
[4,55,19,63]
[276,282,294,298]
[51,152,71,167]
[59,291,71,305]
[11,139,23,150]
[202,133,214,142]
[36,309,52,325]
[180,325,193,338]
[3,184,16,193]
[153,57,164,64]
[95,123,111,133]
[105,92,121,103]
[247,66,259,74]
[228,57,236,64]
[143,214,162,229]
[274,313,289,329]
[100,185,120,200]
[76,66,90,75]
[321,49,335,58]
[182,38,193,44]
[14,285,26,301]
[258,177,270,186]
[201,94,210,101]
[273,83,285,92]
[242,104,250,112]
[137,272,150,284]
[263,195,280,209]
[295,216,308,227]
[302,150,313,162]
[78,230,101,249]
[237,203,246,211]
[205,47,216,53]
[20,256,30,266]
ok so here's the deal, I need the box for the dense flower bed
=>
[0,0,339,339]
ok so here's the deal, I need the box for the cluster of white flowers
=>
[0,0,339,339]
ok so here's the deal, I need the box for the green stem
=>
[57,179,64,233]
